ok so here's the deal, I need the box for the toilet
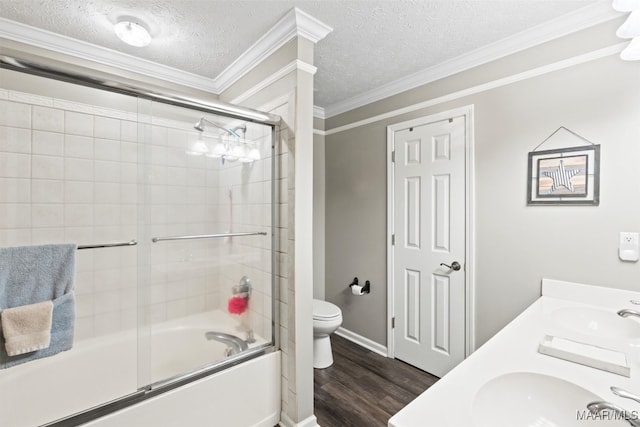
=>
[312,299,343,369]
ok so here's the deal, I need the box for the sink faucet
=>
[612,386,640,405]
[205,332,249,356]
[587,401,640,427]
[618,309,640,319]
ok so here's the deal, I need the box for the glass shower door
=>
[137,100,275,388]
[0,68,141,425]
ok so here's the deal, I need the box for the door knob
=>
[440,261,461,271]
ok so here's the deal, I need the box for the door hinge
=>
[391,317,395,329]
[391,150,395,163]
[391,234,395,245]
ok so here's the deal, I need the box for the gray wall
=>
[324,22,640,348]
[326,124,388,344]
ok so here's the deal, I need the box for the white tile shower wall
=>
[0,91,275,342]
[216,121,274,341]
[258,100,294,419]
[140,115,272,331]
[0,95,139,340]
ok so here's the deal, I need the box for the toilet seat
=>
[313,299,341,320]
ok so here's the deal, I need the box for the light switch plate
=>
[619,232,640,262]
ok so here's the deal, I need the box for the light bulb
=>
[185,137,209,156]
[207,141,227,158]
[226,144,244,162]
[247,147,261,161]
[238,143,254,163]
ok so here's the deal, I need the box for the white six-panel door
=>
[391,115,466,377]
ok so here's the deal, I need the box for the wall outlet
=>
[619,232,640,262]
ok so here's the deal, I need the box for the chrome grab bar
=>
[151,232,267,243]
[77,240,138,250]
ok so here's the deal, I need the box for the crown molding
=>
[294,8,334,43]
[313,105,326,119]
[322,1,622,119]
[325,42,625,136]
[215,7,332,93]
[0,7,332,97]
[0,17,218,92]
[229,59,317,105]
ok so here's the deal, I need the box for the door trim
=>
[386,105,476,360]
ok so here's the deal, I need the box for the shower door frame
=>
[0,54,281,427]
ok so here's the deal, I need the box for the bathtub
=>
[0,310,279,427]
[146,310,269,384]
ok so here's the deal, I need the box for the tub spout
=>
[618,309,640,319]
[205,332,248,356]
[587,401,640,427]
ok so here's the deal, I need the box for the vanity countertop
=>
[388,279,640,427]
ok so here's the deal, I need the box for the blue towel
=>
[0,244,76,368]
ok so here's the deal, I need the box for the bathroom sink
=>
[552,306,640,340]
[472,372,625,427]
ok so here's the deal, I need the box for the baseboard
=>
[279,413,319,427]
[335,327,388,357]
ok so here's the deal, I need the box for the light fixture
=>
[114,20,151,47]
[190,117,260,163]
[185,134,209,156]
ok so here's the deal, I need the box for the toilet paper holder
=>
[348,277,370,294]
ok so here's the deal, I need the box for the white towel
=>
[1,301,54,356]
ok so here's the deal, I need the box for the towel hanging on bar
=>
[0,244,76,368]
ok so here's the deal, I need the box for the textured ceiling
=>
[0,0,600,109]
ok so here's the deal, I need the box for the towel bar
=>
[77,240,138,250]
[151,232,267,243]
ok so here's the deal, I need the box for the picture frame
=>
[527,144,600,205]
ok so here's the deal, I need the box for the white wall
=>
[313,130,325,300]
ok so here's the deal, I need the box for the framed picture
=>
[527,145,600,205]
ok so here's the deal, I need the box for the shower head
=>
[194,117,239,136]
[232,124,247,135]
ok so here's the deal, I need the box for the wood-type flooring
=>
[314,334,439,427]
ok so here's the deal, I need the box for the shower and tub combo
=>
[0,56,281,426]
